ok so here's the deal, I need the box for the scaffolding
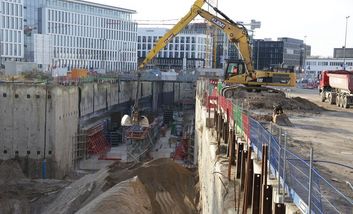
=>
[73,122,112,166]
[125,117,163,162]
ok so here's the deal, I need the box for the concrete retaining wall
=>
[0,81,194,178]
[0,84,79,178]
[195,97,235,214]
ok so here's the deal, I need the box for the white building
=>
[33,34,52,70]
[137,28,213,69]
[304,57,353,79]
[24,0,137,73]
[0,0,24,65]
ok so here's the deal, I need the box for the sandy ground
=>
[282,88,353,199]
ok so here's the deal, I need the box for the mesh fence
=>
[247,113,353,213]
[202,82,353,213]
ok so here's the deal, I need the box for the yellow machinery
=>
[139,0,296,87]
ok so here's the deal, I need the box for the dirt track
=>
[283,88,353,199]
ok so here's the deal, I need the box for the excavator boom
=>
[138,0,206,69]
[138,0,253,74]
[138,0,296,87]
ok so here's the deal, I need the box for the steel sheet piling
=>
[252,173,261,214]
[262,185,273,214]
[236,143,243,179]
[240,150,247,191]
[274,203,286,214]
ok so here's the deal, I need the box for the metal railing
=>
[201,79,353,213]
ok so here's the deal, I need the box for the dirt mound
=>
[290,97,322,111]
[43,167,110,214]
[233,91,322,112]
[0,160,26,184]
[77,177,152,214]
[43,158,197,214]
[0,197,30,214]
[251,114,272,122]
[273,113,294,127]
[105,158,198,214]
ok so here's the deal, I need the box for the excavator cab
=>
[224,60,246,81]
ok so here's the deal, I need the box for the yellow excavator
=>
[138,0,296,88]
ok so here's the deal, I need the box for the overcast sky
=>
[90,0,353,57]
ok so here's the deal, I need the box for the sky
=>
[90,0,353,57]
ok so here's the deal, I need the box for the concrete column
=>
[152,82,159,112]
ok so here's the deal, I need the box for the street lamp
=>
[303,35,307,73]
[343,16,350,70]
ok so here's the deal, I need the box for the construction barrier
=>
[201,79,353,214]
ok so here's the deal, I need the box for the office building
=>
[333,48,353,58]
[137,27,213,70]
[183,23,229,69]
[253,37,311,72]
[24,0,137,73]
[0,0,24,65]
[305,57,353,72]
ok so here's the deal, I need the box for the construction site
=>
[1,0,353,213]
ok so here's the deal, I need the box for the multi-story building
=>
[333,48,353,58]
[0,0,24,65]
[137,27,213,70]
[24,0,137,73]
[304,57,353,79]
[183,23,229,69]
[253,37,311,72]
[302,57,353,81]
[252,39,283,70]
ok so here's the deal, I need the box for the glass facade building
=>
[253,40,284,70]
[24,0,137,72]
[0,0,24,64]
[253,37,310,72]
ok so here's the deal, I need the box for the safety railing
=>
[201,79,353,213]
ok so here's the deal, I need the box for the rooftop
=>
[65,0,136,14]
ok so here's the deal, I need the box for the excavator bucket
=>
[272,113,293,127]
[121,114,132,126]
[121,114,150,127]
[139,116,150,128]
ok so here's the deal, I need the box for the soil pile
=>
[76,177,152,214]
[0,160,29,214]
[0,160,26,184]
[0,160,68,214]
[43,158,198,214]
[273,113,294,127]
[233,91,322,112]
[105,158,198,214]
[42,167,110,214]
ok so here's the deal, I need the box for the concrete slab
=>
[106,144,127,162]
[151,128,176,159]
[79,156,115,171]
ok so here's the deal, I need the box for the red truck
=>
[319,70,353,108]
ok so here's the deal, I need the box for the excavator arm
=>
[139,0,296,87]
[196,9,254,77]
[139,0,253,74]
[138,0,206,69]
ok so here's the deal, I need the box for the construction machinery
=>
[138,0,296,88]
[319,70,353,108]
[121,72,149,128]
